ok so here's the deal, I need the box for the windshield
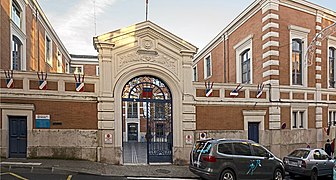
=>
[193,141,212,154]
[288,149,310,158]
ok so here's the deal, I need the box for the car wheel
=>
[220,169,235,180]
[310,169,317,180]
[273,168,283,180]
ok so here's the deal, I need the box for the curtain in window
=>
[292,39,302,85]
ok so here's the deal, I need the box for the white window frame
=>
[125,102,140,119]
[11,0,22,29]
[56,48,63,73]
[70,65,84,75]
[45,34,53,67]
[193,66,197,81]
[234,34,253,84]
[96,66,99,76]
[289,25,310,87]
[327,36,336,89]
[291,106,308,130]
[203,54,212,80]
[328,106,336,127]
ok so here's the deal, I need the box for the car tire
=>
[220,169,235,180]
[310,169,318,180]
[273,168,283,180]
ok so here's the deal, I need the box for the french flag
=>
[6,78,13,88]
[39,80,47,90]
[76,82,84,92]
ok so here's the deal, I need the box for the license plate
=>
[288,161,298,166]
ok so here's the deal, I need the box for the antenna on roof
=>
[145,0,149,21]
[93,0,97,35]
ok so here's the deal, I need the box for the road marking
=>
[0,172,29,180]
[1,162,41,166]
[67,175,73,180]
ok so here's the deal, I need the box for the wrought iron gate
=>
[122,76,172,163]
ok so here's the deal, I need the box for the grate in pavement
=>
[155,169,171,174]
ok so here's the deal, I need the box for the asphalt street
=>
[0,166,333,180]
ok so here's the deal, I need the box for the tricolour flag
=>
[256,83,264,98]
[6,78,14,88]
[230,84,243,97]
[205,81,214,97]
[76,82,84,92]
[39,80,47,90]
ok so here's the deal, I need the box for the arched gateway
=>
[122,76,172,164]
[93,21,197,164]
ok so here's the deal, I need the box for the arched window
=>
[12,35,22,70]
[241,49,250,84]
[292,39,302,85]
[11,0,22,28]
[330,47,335,88]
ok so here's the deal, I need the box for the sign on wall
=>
[105,133,113,144]
[199,132,207,140]
[36,115,50,128]
[185,135,193,144]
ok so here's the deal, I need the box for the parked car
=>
[283,148,334,180]
[189,139,284,180]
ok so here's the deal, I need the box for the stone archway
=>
[94,21,197,164]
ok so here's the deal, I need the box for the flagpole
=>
[146,0,148,21]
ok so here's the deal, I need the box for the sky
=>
[39,0,336,56]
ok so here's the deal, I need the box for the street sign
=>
[199,132,207,140]
[36,114,50,128]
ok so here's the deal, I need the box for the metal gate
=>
[122,76,172,163]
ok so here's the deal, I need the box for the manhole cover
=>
[155,169,171,174]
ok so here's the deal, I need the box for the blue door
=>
[9,116,27,158]
[248,122,259,143]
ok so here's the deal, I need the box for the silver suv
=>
[189,139,284,180]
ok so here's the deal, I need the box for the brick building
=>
[1,0,336,165]
[193,0,336,157]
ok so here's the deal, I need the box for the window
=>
[57,49,62,73]
[241,49,251,83]
[292,110,305,129]
[233,142,251,156]
[96,66,99,76]
[234,34,253,84]
[313,150,321,160]
[193,66,197,81]
[70,65,83,74]
[218,143,233,155]
[154,103,165,119]
[65,62,70,73]
[329,110,336,126]
[329,47,335,88]
[204,54,211,79]
[292,39,302,85]
[11,1,21,28]
[12,35,22,70]
[127,102,138,118]
[45,35,52,66]
[251,143,267,157]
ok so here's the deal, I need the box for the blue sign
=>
[36,115,50,128]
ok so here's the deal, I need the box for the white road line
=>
[1,162,41,166]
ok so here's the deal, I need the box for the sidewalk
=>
[0,158,198,178]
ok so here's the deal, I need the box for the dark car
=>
[189,139,284,180]
[283,148,334,180]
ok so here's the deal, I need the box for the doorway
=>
[248,122,259,143]
[122,76,172,164]
[9,116,27,158]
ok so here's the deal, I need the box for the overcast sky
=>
[39,0,336,55]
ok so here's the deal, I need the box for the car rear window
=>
[218,143,233,155]
[193,141,212,154]
[288,149,310,158]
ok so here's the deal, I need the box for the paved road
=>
[0,166,333,180]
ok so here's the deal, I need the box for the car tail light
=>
[202,155,217,162]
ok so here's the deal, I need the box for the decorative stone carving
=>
[118,51,178,75]
[142,39,153,49]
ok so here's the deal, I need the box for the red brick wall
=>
[196,106,269,130]
[1,98,98,129]
[84,64,98,76]
[277,5,316,87]
[1,0,10,70]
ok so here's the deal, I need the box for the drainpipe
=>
[223,34,226,83]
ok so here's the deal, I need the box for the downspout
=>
[36,6,40,72]
[223,34,226,83]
